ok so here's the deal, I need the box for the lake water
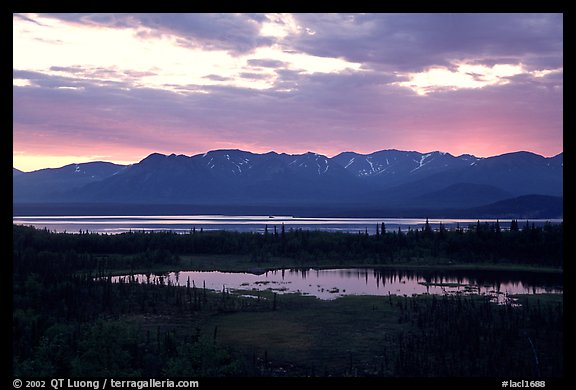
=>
[12,215,562,234]
[112,268,562,304]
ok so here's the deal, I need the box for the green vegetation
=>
[14,220,563,274]
[12,224,563,377]
[207,292,563,376]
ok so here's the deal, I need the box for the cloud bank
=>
[13,13,563,171]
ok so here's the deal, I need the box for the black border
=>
[9,7,571,388]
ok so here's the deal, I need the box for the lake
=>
[112,268,562,304]
[12,215,562,234]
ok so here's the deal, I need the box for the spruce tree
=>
[510,219,519,232]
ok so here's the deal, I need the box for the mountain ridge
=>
[14,148,563,173]
[13,148,563,218]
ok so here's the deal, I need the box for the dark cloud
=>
[14,13,563,163]
[203,74,231,82]
[130,13,273,53]
[35,13,563,71]
[14,13,46,26]
[42,13,273,54]
[522,55,563,71]
[49,66,85,73]
[239,72,269,80]
[14,68,133,91]
[13,59,563,159]
[248,59,287,68]
[291,13,563,72]
[42,13,135,28]
[14,75,197,152]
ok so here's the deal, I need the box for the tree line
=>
[13,220,563,270]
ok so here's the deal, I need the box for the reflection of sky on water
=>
[112,268,562,304]
[12,215,563,234]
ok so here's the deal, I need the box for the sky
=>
[13,13,563,171]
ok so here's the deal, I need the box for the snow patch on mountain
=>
[410,153,432,173]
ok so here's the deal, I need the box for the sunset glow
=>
[13,13,563,171]
[397,62,562,95]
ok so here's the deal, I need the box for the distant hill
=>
[407,183,513,209]
[13,162,126,201]
[466,195,563,219]
[13,168,23,176]
[13,149,563,218]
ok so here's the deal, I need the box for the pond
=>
[112,267,562,304]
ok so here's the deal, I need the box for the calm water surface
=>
[12,215,562,234]
[16,215,562,304]
[112,268,562,304]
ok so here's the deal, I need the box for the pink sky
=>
[13,13,563,171]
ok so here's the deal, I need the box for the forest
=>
[12,222,563,377]
[13,220,563,271]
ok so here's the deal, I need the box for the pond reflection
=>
[112,268,562,304]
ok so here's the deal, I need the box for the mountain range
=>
[13,149,563,218]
